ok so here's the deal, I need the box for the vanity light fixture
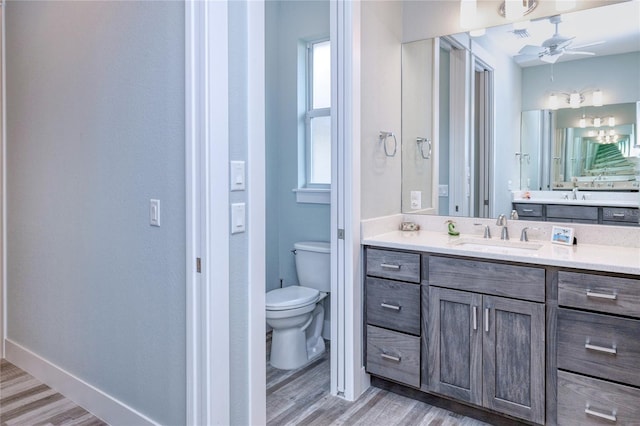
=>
[549,90,604,109]
[593,117,602,127]
[460,0,477,29]
[608,116,616,127]
[499,0,538,20]
[598,129,605,137]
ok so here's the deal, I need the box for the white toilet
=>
[266,241,330,370]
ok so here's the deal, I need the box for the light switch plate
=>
[150,199,161,227]
[410,191,422,209]
[231,203,245,234]
[230,161,245,191]
[438,185,449,197]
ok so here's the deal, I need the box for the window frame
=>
[304,38,331,189]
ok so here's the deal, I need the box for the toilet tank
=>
[294,241,330,292]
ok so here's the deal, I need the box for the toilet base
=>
[269,304,325,370]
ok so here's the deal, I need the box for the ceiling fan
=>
[517,15,605,64]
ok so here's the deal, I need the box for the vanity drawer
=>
[428,256,545,302]
[366,248,420,283]
[513,203,543,218]
[558,370,640,426]
[557,309,640,387]
[558,271,640,318]
[366,277,420,335]
[603,207,639,224]
[366,325,420,388]
[547,204,598,221]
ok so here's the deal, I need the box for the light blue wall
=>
[5,2,185,425]
[266,0,330,292]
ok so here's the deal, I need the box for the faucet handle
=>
[496,214,506,226]
[510,210,519,220]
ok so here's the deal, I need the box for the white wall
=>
[265,0,330,292]
[522,52,640,110]
[5,2,185,425]
[360,0,403,220]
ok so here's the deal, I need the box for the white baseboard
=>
[5,339,158,426]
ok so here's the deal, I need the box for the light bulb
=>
[608,116,615,127]
[579,116,586,128]
[556,0,576,12]
[460,0,477,29]
[598,130,605,137]
[569,92,581,109]
[593,117,602,127]
[592,90,603,107]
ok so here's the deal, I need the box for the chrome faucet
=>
[474,223,491,239]
[496,214,509,240]
[520,227,530,242]
[572,187,579,200]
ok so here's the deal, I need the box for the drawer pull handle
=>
[472,306,477,331]
[612,213,626,218]
[522,208,534,213]
[585,342,617,355]
[380,263,401,270]
[485,308,490,332]
[585,406,617,422]
[380,303,401,311]
[380,353,401,362]
[586,291,617,300]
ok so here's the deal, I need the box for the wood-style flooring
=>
[0,359,106,426]
[267,336,490,426]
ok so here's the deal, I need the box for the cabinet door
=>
[483,296,545,425]
[428,287,482,405]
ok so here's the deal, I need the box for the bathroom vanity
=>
[362,225,640,425]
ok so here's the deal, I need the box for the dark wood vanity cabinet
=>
[512,202,640,226]
[556,271,640,425]
[364,245,640,425]
[364,248,421,388]
[427,256,546,424]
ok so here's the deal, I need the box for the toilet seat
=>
[266,286,320,311]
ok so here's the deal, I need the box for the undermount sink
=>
[450,237,543,255]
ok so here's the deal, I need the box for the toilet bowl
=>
[266,241,330,370]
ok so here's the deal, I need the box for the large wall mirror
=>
[401,1,640,218]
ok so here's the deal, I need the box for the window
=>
[305,39,331,187]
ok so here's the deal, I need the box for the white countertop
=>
[511,190,638,208]
[363,230,640,276]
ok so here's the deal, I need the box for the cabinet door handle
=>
[585,406,617,422]
[472,306,477,331]
[380,263,401,270]
[586,290,617,300]
[380,303,401,311]
[612,213,626,218]
[380,353,401,362]
[585,342,617,355]
[522,208,534,213]
[485,308,490,332]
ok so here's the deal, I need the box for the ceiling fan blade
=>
[571,40,606,50]
[564,50,596,56]
[519,45,545,55]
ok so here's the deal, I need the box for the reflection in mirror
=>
[401,1,640,218]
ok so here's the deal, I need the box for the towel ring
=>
[416,137,432,160]
[379,131,397,157]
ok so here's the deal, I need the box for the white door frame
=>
[1,0,5,359]
[185,1,230,425]
[185,0,364,423]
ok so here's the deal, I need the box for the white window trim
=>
[302,38,331,190]
[292,187,331,204]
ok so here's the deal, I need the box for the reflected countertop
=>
[362,230,640,276]
[511,190,639,208]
